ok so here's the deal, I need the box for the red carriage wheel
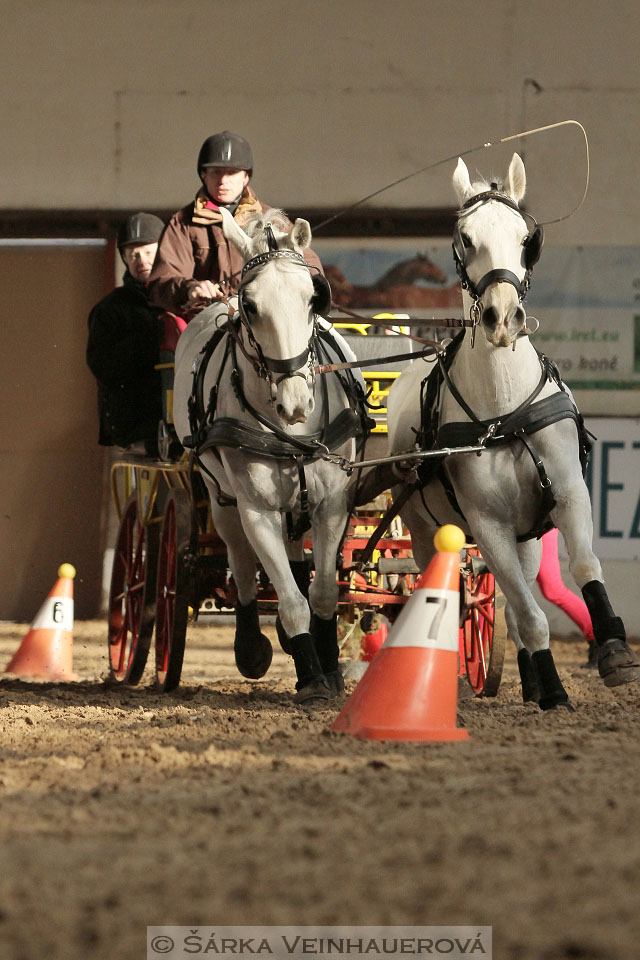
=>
[108,493,159,684]
[460,547,506,697]
[154,488,192,692]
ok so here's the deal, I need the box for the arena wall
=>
[1,0,638,621]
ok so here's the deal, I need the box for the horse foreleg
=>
[553,490,639,687]
[505,539,543,705]
[209,499,273,680]
[468,517,572,710]
[307,491,351,696]
[274,537,310,656]
[238,503,329,704]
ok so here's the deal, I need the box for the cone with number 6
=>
[332,526,468,741]
[4,564,77,681]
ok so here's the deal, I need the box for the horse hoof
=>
[275,616,292,655]
[234,632,273,679]
[539,696,574,712]
[580,640,599,670]
[324,670,346,698]
[598,639,640,688]
[293,676,331,706]
[540,700,575,713]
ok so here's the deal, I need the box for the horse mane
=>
[243,207,290,244]
[471,174,504,194]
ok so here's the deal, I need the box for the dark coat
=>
[86,273,164,447]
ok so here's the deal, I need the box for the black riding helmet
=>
[117,212,164,260]
[197,131,253,179]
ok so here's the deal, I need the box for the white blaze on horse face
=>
[246,264,315,424]
[453,154,529,348]
[220,207,316,424]
[466,202,528,346]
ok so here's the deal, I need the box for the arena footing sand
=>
[1,621,639,960]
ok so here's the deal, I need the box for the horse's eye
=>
[243,299,257,316]
[460,232,473,249]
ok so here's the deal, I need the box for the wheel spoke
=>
[107,496,155,684]
[154,493,189,691]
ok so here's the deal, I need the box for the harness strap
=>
[512,429,555,542]
[285,457,312,542]
[195,408,364,460]
[186,323,229,435]
[315,345,438,375]
[475,268,525,299]
[416,334,590,542]
[228,343,328,458]
[434,392,582,542]
[436,389,579,447]
[438,335,549,427]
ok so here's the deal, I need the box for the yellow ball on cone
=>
[433,524,466,553]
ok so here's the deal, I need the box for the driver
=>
[147,130,323,316]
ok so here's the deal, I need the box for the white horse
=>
[387,153,638,708]
[173,208,366,704]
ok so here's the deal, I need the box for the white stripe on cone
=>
[31,596,74,633]
[382,588,459,652]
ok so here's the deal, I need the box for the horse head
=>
[378,254,447,288]
[220,207,318,424]
[452,153,543,348]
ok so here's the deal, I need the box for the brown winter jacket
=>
[148,186,324,315]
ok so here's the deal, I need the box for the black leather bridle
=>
[235,227,317,395]
[452,190,544,310]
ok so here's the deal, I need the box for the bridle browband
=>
[452,190,544,324]
[240,247,308,278]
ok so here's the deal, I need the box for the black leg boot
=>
[532,648,574,711]
[289,632,331,705]
[311,612,344,697]
[517,648,541,704]
[582,580,639,687]
[234,600,273,679]
[276,560,310,655]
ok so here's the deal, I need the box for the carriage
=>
[107,149,636,708]
[106,316,506,697]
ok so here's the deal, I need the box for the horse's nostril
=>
[276,403,284,417]
[482,305,499,327]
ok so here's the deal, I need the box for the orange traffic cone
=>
[332,525,468,741]
[5,563,77,681]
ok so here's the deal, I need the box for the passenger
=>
[147,130,324,315]
[86,212,165,456]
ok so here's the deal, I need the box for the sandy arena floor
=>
[1,619,639,960]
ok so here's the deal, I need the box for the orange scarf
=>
[192,185,262,227]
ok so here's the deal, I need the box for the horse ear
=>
[452,157,472,205]
[505,153,526,204]
[219,206,253,259]
[290,218,312,250]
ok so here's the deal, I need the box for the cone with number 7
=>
[332,526,468,741]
